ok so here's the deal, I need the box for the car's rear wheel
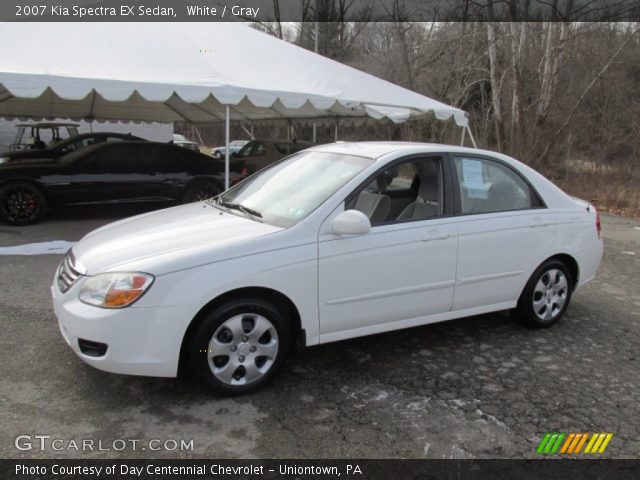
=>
[0,182,48,225]
[182,180,221,203]
[515,259,573,328]
[188,298,292,395]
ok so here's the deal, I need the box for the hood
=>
[0,157,57,168]
[1,148,55,160]
[73,202,282,275]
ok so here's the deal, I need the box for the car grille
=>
[57,250,82,293]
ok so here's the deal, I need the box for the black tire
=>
[0,181,48,225]
[213,151,222,159]
[515,259,573,328]
[181,179,221,203]
[188,298,292,396]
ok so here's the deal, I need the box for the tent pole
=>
[313,123,317,143]
[193,125,205,146]
[225,105,230,190]
[241,124,255,139]
[466,125,477,148]
[460,126,466,146]
[334,120,338,142]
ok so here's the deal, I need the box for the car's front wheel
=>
[0,181,48,225]
[515,259,573,328]
[188,298,292,395]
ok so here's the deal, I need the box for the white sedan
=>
[51,142,603,395]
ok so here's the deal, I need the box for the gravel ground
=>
[0,207,638,459]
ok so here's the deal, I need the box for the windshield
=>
[217,151,372,228]
[236,140,259,157]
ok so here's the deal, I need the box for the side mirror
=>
[331,210,371,236]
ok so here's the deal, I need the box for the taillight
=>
[595,209,602,239]
[240,167,248,176]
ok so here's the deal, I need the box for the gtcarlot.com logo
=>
[14,434,194,452]
[536,432,613,455]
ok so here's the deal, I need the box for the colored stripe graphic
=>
[536,433,552,454]
[537,433,565,454]
[538,433,612,455]
[560,433,576,453]
[584,433,599,453]
[598,433,613,453]
[549,433,565,454]
[573,433,589,453]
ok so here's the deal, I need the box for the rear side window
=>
[453,157,535,214]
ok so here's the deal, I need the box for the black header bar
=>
[3,0,639,22]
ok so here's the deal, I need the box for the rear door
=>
[451,154,556,311]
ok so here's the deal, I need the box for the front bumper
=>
[52,280,192,378]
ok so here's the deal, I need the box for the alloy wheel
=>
[532,268,568,321]
[1,185,41,223]
[207,313,279,386]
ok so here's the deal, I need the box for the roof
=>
[254,138,314,144]
[15,122,79,127]
[308,141,497,160]
[0,23,467,127]
[305,141,575,210]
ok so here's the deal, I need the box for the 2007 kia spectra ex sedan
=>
[51,142,603,395]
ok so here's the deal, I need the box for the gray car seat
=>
[397,171,440,221]
[354,176,391,224]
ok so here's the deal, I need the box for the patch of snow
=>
[0,241,74,255]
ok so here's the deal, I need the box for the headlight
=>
[0,157,9,164]
[79,272,154,309]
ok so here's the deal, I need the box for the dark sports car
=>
[0,141,243,225]
[2,132,144,158]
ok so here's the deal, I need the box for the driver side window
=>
[346,157,443,226]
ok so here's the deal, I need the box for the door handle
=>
[529,217,550,228]
[422,230,450,242]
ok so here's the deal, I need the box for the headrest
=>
[419,174,439,202]
[490,179,519,196]
[376,175,388,193]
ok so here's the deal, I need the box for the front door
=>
[318,155,459,341]
[66,143,164,205]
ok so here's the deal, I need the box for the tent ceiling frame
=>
[188,101,225,122]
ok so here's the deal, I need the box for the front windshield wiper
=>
[216,199,263,219]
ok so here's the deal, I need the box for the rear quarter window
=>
[454,156,538,214]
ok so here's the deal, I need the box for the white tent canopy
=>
[0,23,471,187]
[0,23,467,127]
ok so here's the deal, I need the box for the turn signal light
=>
[79,272,154,309]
